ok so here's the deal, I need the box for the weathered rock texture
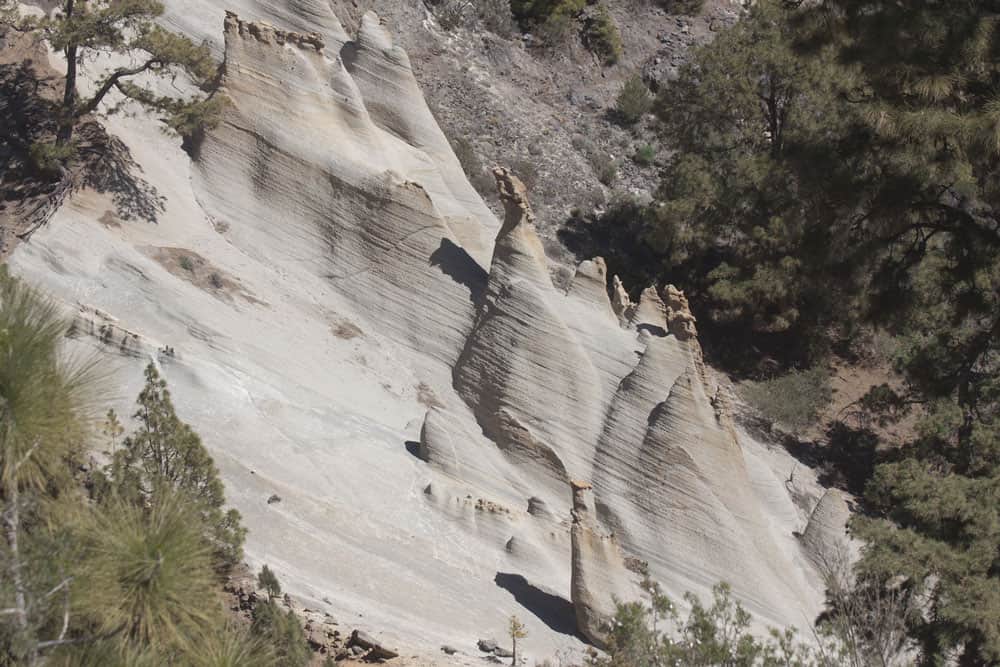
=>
[570,480,634,648]
[8,5,849,661]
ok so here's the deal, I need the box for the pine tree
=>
[4,0,222,151]
[258,565,281,601]
[0,268,93,665]
[646,0,1000,661]
[250,599,309,667]
[78,491,219,650]
[649,0,855,363]
[508,615,527,666]
[109,363,246,574]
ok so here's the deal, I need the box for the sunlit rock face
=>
[8,4,849,659]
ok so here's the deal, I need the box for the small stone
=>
[478,638,499,653]
[441,645,458,654]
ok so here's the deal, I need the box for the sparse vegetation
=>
[534,10,576,51]
[428,0,514,36]
[251,591,311,667]
[511,158,539,190]
[742,367,832,432]
[593,154,617,186]
[658,0,705,15]
[615,74,653,126]
[258,564,282,600]
[510,0,585,27]
[633,144,655,166]
[179,254,196,272]
[27,141,76,176]
[589,580,816,666]
[581,4,622,65]
[508,615,527,666]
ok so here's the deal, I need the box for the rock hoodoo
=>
[570,480,636,648]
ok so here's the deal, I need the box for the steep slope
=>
[7,4,849,661]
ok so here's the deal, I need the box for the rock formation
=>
[7,5,852,658]
[570,480,636,648]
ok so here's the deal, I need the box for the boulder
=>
[348,629,399,661]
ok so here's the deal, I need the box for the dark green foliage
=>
[258,565,281,601]
[510,0,584,26]
[658,0,704,15]
[560,0,1000,661]
[650,0,851,359]
[742,367,832,432]
[614,75,653,126]
[251,600,310,667]
[581,4,622,65]
[106,363,247,574]
[534,10,575,51]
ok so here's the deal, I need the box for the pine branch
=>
[74,58,161,117]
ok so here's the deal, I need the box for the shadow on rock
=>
[494,572,582,639]
[429,237,488,307]
[79,127,165,225]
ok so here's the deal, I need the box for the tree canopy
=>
[2,0,222,163]
[620,0,1000,662]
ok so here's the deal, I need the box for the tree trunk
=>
[3,484,30,647]
[55,0,77,146]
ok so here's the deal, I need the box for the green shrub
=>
[511,0,584,26]
[582,4,622,65]
[251,600,310,667]
[28,140,75,176]
[742,367,832,431]
[535,10,575,50]
[179,255,195,272]
[258,564,282,600]
[478,0,515,36]
[633,144,656,166]
[615,74,653,125]
[589,581,816,667]
[587,151,617,185]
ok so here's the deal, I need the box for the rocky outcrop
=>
[800,489,854,570]
[610,275,633,323]
[196,10,495,372]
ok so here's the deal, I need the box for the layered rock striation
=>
[8,5,850,657]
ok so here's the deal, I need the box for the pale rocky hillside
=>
[6,0,849,662]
